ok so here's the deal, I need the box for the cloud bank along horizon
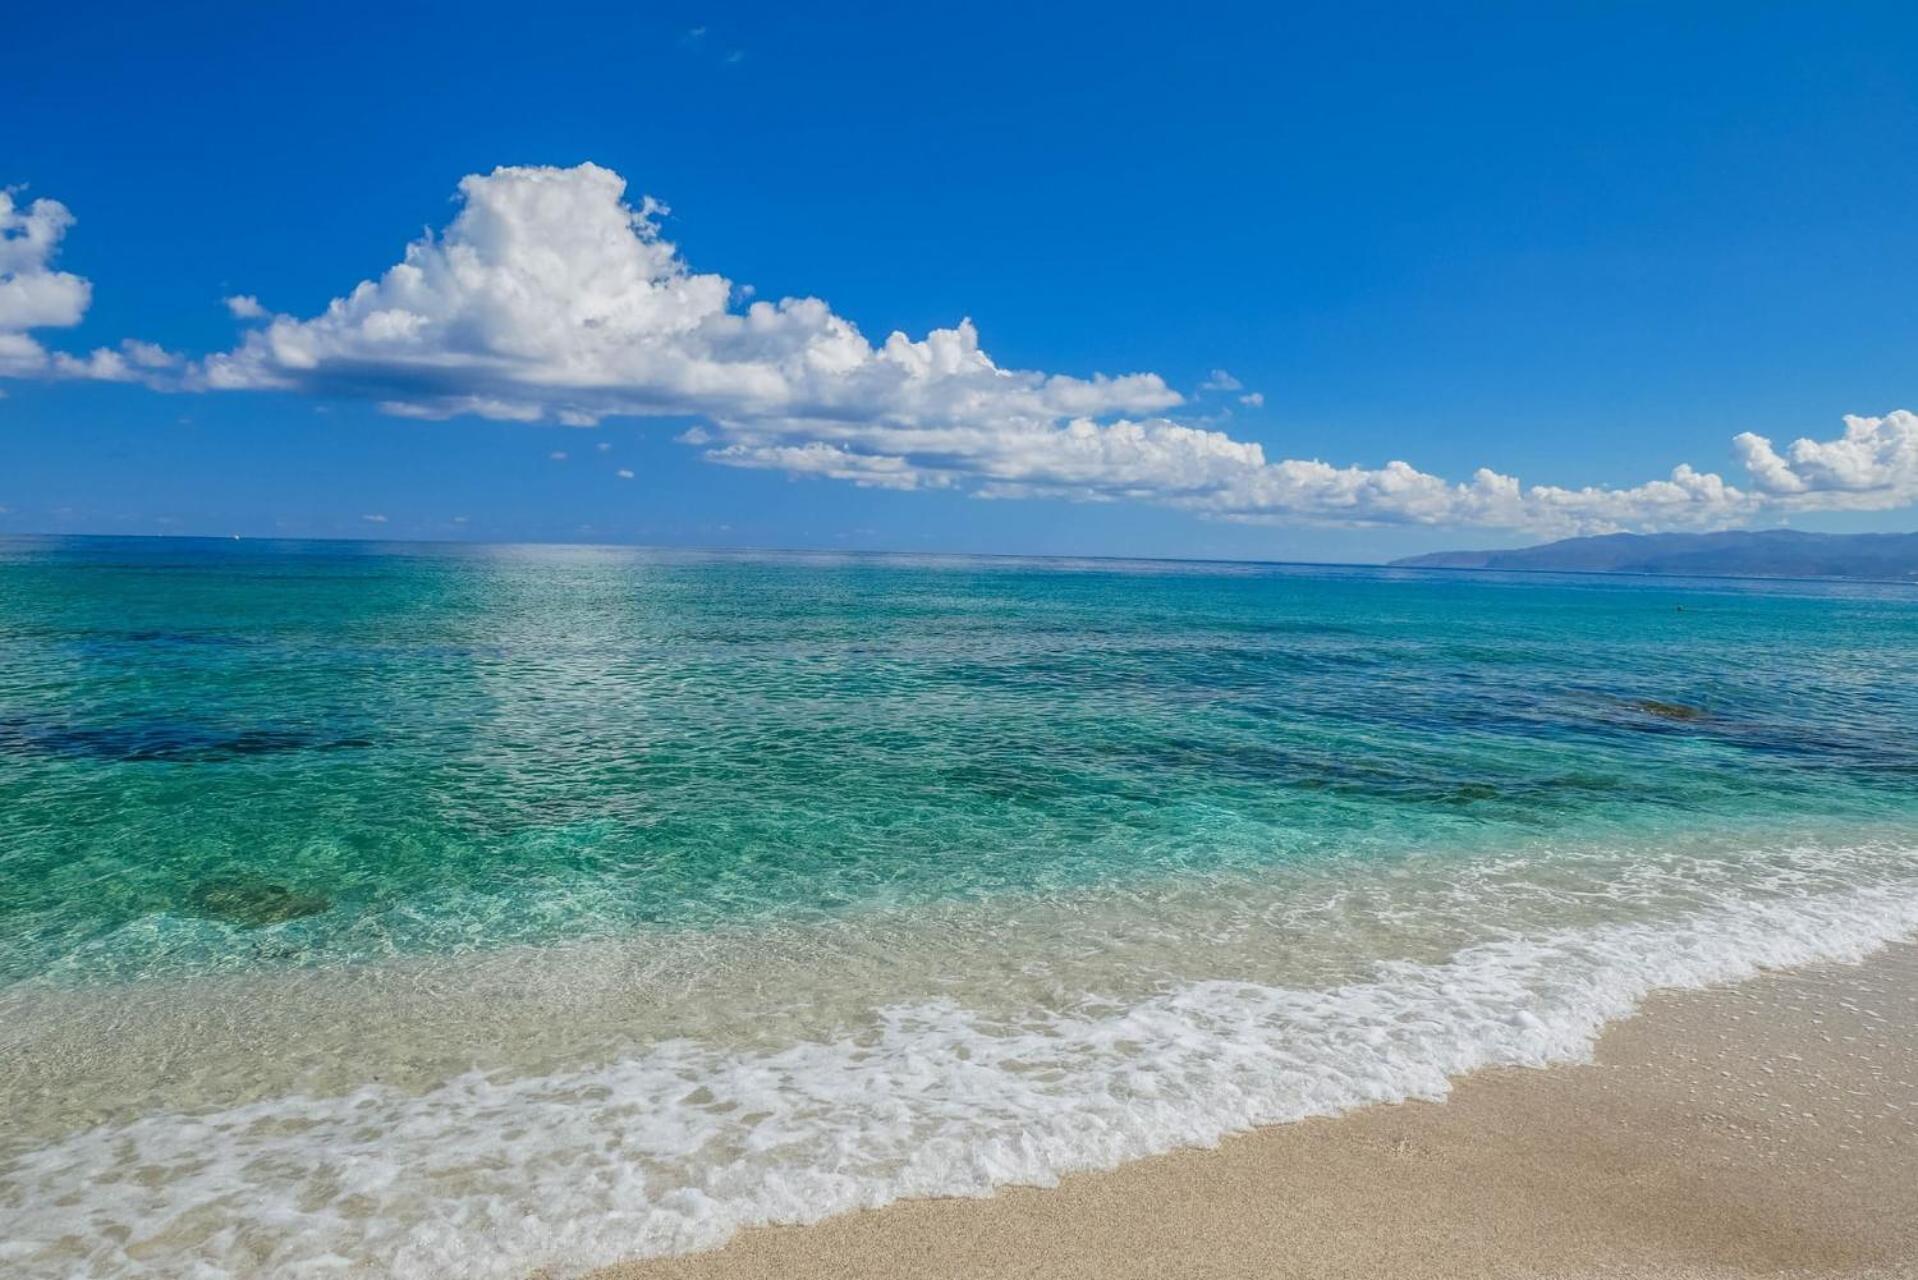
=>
[5,164,1915,536]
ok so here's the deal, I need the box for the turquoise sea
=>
[4,537,1918,1277]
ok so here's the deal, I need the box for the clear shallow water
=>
[3,537,1917,1277]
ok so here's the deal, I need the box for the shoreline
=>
[594,941,1918,1280]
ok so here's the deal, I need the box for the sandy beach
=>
[597,943,1918,1280]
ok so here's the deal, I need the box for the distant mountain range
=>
[1390,530,1918,580]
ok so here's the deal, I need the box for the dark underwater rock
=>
[190,877,332,926]
[1631,699,1707,721]
[0,716,371,762]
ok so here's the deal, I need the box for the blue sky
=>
[4,1,1916,560]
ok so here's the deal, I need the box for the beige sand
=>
[594,943,1918,1280]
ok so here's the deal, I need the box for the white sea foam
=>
[5,874,1918,1280]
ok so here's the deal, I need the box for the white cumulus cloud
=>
[17,165,1918,537]
[194,163,1180,437]
[1,190,175,383]
[191,162,1830,535]
[1731,412,1918,510]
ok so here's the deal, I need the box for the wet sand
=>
[594,943,1918,1279]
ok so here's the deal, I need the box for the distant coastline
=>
[1393,529,1918,581]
